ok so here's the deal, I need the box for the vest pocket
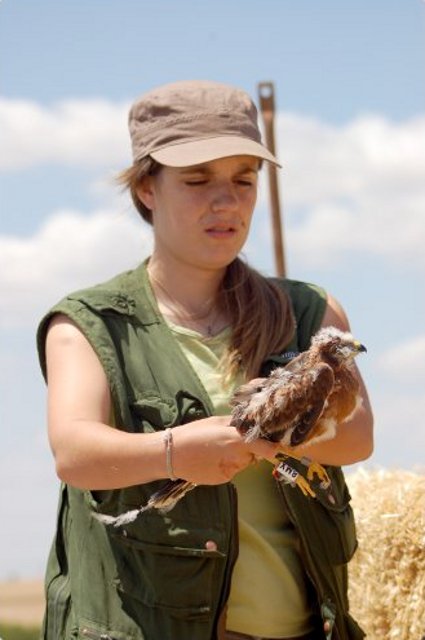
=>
[111,531,226,620]
[130,395,178,430]
[311,468,358,565]
[130,391,208,433]
[280,465,358,566]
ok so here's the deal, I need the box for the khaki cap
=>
[128,80,280,167]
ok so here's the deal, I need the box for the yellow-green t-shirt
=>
[167,322,314,638]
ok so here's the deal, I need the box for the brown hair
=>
[220,258,295,379]
[117,158,295,379]
[117,157,160,224]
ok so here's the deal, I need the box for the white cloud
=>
[0,208,153,328]
[278,112,425,270]
[0,98,131,170]
[285,192,425,269]
[278,112,425,206]
[376,335,425,381]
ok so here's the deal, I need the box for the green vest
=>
[37,262,365,640]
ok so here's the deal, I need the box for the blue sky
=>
[1,0,424,579]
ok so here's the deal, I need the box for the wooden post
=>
[258,81,286,277]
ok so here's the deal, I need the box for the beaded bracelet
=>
[163,428,177,481]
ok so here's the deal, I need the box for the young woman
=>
[38,80,373,640]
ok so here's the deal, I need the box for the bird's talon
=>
[306,461,331,488]
[295,475,316,498]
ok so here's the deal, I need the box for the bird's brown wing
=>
[230,362,335,445]
[281,349,311,373]
[230,377,272,440]
[278,362,335,446]
[322,365,362,425]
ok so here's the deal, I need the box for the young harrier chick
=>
[230,326,366,495]
[231,326,366,445]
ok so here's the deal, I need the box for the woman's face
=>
[136,155,259,272]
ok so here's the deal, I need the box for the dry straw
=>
[347,468,425,639]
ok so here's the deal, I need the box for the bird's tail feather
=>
[93,479,196,527]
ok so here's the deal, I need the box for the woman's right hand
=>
[170,417,279,485]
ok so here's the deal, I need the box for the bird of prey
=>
[96,326,366,526]
[230,326,366,498]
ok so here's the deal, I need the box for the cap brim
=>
[150,135,281,168]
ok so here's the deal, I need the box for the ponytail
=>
[220,257,295,380]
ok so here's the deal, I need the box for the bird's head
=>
[311,326,367,364]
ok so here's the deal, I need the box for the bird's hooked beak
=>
[353,340,367,354]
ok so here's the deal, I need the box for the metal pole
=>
[258,81,286,277]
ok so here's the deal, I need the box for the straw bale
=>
[346,468,425,639]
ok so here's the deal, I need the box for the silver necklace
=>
[148,271,220,337]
